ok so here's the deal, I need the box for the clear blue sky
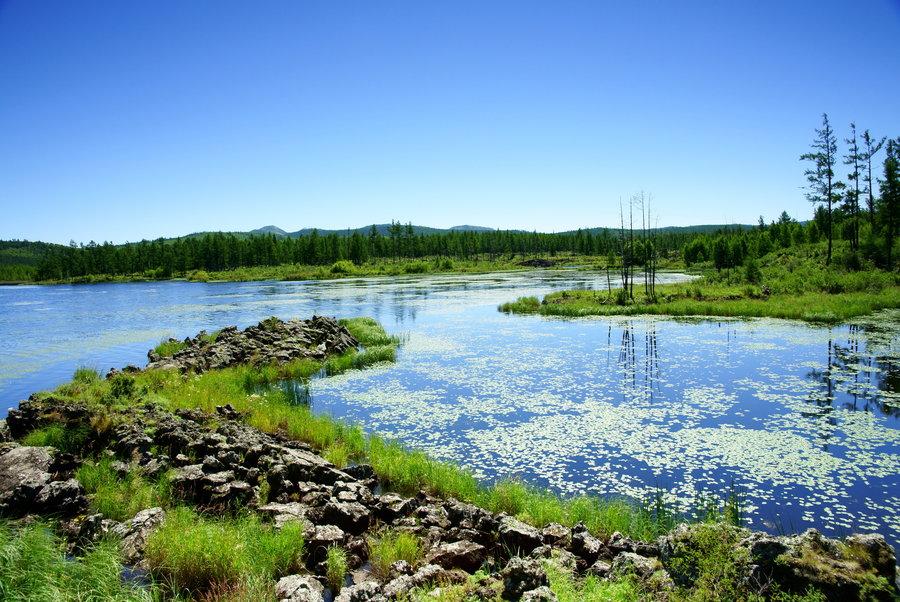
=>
[1,1,898,244]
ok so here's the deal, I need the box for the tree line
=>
[33,223,709,281]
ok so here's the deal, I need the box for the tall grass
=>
[369,528,424,578]
[0,519,163,601]
[21,423,89,455]
[144,507,304,596]
[76,456,173,521]
[325,545,348,593]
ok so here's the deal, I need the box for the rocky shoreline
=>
[0,317,898,601]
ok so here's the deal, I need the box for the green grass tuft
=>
[369,528,424,579]
[325,545,348,593]
[76,456,173,521]
[144,506,304,596]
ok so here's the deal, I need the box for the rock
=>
[844,533,896,583]
[305,524,346,566]
[425,540,487,573]
[501,557,547,600]
[0,446,86,517]
[587,559,612,577]
[258,502,313,530]
[66,513,120,553]
[381,564,446,600]
[611,551,660,580]
[316,500,371,535]
[145,316,359,375]
[275,574,325,602]
[541,523,570,547]
[413,503,451,530]
[5,399,89,440]
[377,493,418,524]
[499,516,543,555]
[521,586,558,601]
[112,507,166,563]
[334,580,385,602]
[0,419,10,442]
[388,559,414,579]
[34,478,87,515]
[569,521,604,565]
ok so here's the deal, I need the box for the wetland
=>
[1,270,899,554]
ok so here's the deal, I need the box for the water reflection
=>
[806,327,900,419]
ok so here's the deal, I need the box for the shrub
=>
[330,260,356,275]
[187,270,210,282]
[403,261,429,274]
[76,457,172,521]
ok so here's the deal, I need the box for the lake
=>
[1,272,898,549]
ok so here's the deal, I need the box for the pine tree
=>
[862,130,886,228]
[879,138,900,269]
[800,113,839,265]
[843,123,862,251]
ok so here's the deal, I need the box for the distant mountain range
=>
[1,222,755,268]
[250,224,497,238]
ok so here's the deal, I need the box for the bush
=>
[330,260,356,275]
[187,270,210,282]
[76,457,172,521]
[743,258,761,284]
[403,262,430,274]
[21,424,89,455]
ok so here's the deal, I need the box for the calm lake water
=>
[1,272,898,548]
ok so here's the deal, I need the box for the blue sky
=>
[1,1,898,244]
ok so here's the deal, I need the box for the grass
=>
[154,330,219,358]
[544,560,641,602]
[76,456,174,521]
[144,506,304,597]
[21,423,89,455]
[0,519,165,601]
[325,545,348,592]
[501,243,900,324]
[369,528,424,579]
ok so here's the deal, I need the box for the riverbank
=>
[7,253,689,286]
[1,316,897,600]
[500,244,900,324]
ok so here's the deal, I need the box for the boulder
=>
[521,586,558,602]
[611,551,661,580]
[568,521,604,566]
[0,446,86,517]
[275,574,325,602]
[334,580,385,602]
[382,564,446,599]
[498,516,543,555]
[315,500,371,536]
[425,540,487,573]
[501,557,547,600]
[112,507,166,564]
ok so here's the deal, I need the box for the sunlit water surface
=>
[1,273,898,548]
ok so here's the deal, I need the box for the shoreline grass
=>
[500,243,900,324]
